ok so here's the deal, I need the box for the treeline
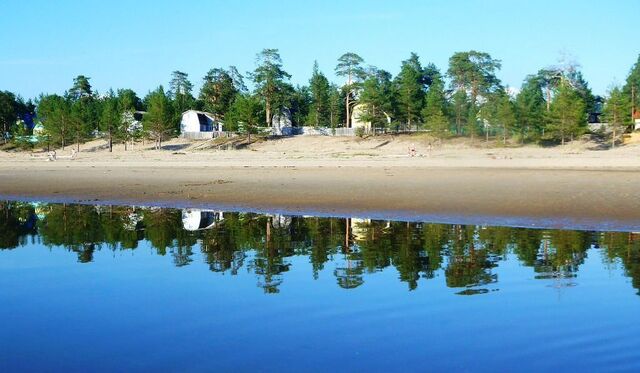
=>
[1,50,639,150]
[2,202,640,293]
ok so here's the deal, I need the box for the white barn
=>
[180,110,222,139]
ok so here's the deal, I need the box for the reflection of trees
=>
[600,233,640,294]
[0,202,37,249]
[38,204,104,263]
[7,200,640,295]
[445,226,498,288]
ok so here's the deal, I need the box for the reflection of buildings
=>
[350,218,372,241]
[182,209,224,231]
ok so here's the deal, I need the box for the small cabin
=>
[180,110,222,139]
[182,209,224,231]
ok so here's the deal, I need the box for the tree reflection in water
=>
[1,201,639,294]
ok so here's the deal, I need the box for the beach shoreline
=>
[2,142,640,231]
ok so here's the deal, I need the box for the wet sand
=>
[1,156,639,231]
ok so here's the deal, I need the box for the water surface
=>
[2,201,640,371]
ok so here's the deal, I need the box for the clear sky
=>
[2,0,639,100]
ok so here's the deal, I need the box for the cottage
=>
[180,110,222,139]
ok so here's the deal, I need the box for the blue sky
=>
[2,0,638,99]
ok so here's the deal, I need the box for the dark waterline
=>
[1,201,640,371]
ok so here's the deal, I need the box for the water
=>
[1,201,640,371]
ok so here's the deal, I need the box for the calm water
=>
[2,201,640,371]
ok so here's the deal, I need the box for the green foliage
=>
[335,52,366,127]
[422,76,449,138]
[37,94,73,149]
[117,89,142,112]
[447,50,502,104]
[395,52,425,127]
[68,75,93,100]
[623,54,640,120]
[0,91,20,142]
[200,67,244,120]
[99,91,121,151]
[225,94,262,139]
[252,49,291,126]
[328,84,344,130]
[359,68,396,132]
[307,61,331,127]
[354,126,365,137]
[495,92,517,143]
[169,70,195,129]
[546,82,586,144]
[450,90,469,135]
[515,75,546,141]
[143,86,174,149]
[604,86,627,147]
[288,85,310,127]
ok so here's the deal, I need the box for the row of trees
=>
[2,201,640,293]
[2,51,639,150]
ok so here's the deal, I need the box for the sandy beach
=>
[2,135,640,230]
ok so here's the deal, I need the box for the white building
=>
[182,209,224,231]
[180,110,222,139]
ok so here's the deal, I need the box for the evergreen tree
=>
[117,89,143,150]
[421,75,449,139]
[359,68,395,133]
[622,54,640,122]
[288,85,311,127]
[447,51,502,106]
[143,86,174,149]
[547,82,586,145]
[68,75,98,134]
[0,91,18,143]
[450,90,469,135]
[328,84,344,131]
[335,52,365,128]
[169,70,195,130]
[37,94,72,150]
[395,53,425,128]
[252,49,291,127]
[604,86,627,148]
[495,91,516,144]
[515,75,546,141]
[225,94,262,140]
[307,61,331,127]
[200,67,243,120]
[99,90,120,152]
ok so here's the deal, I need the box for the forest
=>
[1,49,639,151]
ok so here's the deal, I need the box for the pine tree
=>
[623,54,640,122]
[396,53,425,129]
[307,61,331,127]
[515,75,546,141]
[421,77,449,139]
[252,49,291,127]
[143,86,174,149]
[99,91,120,152]
[335,52,365,128]
[496,93,516,144]
[547,82,586,145]
[604,86,627,148]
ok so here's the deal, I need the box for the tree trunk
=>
[109,130,113,152]
[503,124,507,145]
[346,94,350,128]
[546,87,551,111]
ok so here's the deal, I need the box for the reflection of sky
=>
[2,239,640,371]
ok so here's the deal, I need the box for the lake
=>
[1,201,640,371]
